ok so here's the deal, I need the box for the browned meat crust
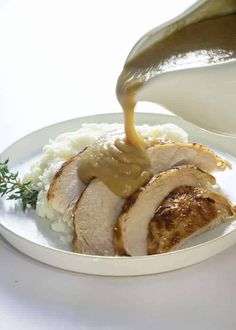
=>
[148,186,235,254]
[114,165,216,256]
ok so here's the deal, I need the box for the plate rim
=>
[1,211,236,261]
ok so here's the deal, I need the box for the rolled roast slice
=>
[148,186,236,255]
[114,165,216,256]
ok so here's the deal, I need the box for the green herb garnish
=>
[0,159,38,210]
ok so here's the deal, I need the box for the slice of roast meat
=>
[147,142,230,174]
[114,165,216,256]
[47,153,85,215]
[148,186,235,255]
[73,178,125,256]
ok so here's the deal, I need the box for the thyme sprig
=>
[0,159,38,210]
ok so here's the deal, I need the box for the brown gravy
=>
[78,133,153,197]
[78,14,236,197]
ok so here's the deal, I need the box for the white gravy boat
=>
[126,0,236,137]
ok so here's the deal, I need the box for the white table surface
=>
[1,1,236,329]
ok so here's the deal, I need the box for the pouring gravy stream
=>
[78,11,236,197]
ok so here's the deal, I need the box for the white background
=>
[1,1,236,329]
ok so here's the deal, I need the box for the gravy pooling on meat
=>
[78,133,153,197]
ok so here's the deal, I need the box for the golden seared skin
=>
[148,186,236,255]
[114,165,216,257]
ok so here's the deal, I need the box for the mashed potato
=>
[24,123,188,242]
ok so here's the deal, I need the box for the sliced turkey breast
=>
[73,178,125,256]
[48,138,230,256]
[72,143,229,256]
[48,142,228,218]
[148,186,235,255]
[114,165,216,256]
[147,142,230,174]
[47,153,85,214]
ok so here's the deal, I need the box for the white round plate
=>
[0,113,236,276]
